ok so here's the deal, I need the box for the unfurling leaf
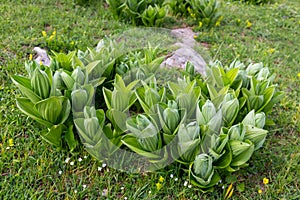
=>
[72,67,85,85]
[126,114,161,152]
[174,122,201,164]
[244,125,268,150]
[196,100,217,125]
[190,153,220,188]
[229,139,255,167]
[221,94,239,126]
[72,89,88,112]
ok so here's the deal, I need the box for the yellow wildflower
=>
[246,20,252,28]
[52,30,56,36]
[39,61,43,66]
[236,18,241,26]
[263,178,269,185]
[194,35,197,39]
[297,72,300,78]
[258,189,262,194]
[8,139,14,147]
[49,35,54,40]
[42,31,47,37]
[156,182,162,190]
[268,48,275,54]
[215,21,221,27]
[199,21,203,28]
[29,54,33,61]
[159,176,164,183]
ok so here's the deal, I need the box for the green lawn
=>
[0,0,299,199]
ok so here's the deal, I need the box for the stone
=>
[161,28,207,76]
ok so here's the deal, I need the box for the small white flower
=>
[83,185,87,189]
[188,185,192,188]
[84,155,88,159]
[102,189,108,196]
[170,174,174,178]
[124,197,128,200]
[70,161,75,166]
[174,178,178,181]
[148,191,151,194]
[222,185,225,190]
[74,190,78,194]
[6,147,10,150]
[58,170,62,175]
[65,157,70,163]
[121,186,125,190]
[184,181,188,187]
[78,158,83,162]
[219,179,222,183]
[102,163,107,168]
[98,167,102,171]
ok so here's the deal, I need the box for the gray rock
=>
[161,28,207,76]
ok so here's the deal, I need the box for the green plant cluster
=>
[105,0,167,26]
[235,0,273,5]
[12,38,283,191]
[187,0,222,27]
[41,31,77,53]
[164,0,191,17]
[11,39,166,151]
[105,0,222,28]
[11,51,88,151]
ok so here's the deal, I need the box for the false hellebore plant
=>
[12,60,77,150]
[11,49,105,151]
[13,40,283,191]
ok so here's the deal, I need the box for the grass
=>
[0,0,299,199]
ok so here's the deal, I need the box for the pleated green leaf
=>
[74,118,95,145]
[190,154,219,187]
[40,124,64,147]
[121,135,161,159]
[71,89,88,112]
[245,125,268,150]
[213,144,232,169]
[103,87,112,109]
[11,75,41,103]
[60,70,75,90]
[230,139,255,167]
[16,97,53,128]
[31,68,51,99]
[34,96,65,124]
[65,125,78,152]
